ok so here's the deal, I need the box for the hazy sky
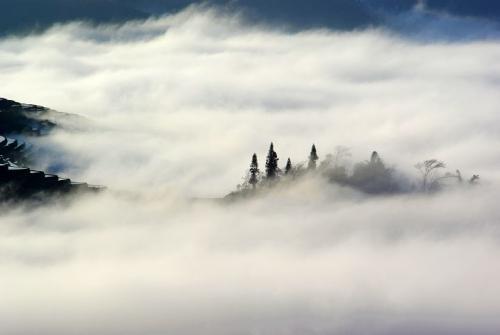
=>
[1,4,500,335]
[2,0,500,36]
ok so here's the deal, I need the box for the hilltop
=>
[0,97,90,136]
[0,97,103,202]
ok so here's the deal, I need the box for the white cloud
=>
[1,6,500,334]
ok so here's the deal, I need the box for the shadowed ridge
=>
[0,97,91,136]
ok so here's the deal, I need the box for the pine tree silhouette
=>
[285,157,292,175]
[248,153,260,189]
[370,151,381,165]
[308,144,319,170]
[265,142,279,179]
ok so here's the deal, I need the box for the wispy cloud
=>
[1,6,500,334]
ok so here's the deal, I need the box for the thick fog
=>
[1,6,500,335]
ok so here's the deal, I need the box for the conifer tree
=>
[265,142,279,179]
[248,153,259,189]
[308,144,319,170]
[285,158,292,175]
[370,151,382,165]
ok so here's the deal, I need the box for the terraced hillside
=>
[0,97,104,201]
[0,163,104,202]
[0,136,28,164]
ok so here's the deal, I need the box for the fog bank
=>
[1,7,500,335]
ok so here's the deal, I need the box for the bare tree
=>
[332,145,351,167]
[320,146,351,170]
[415,159,446,192]
[470,175,480,184]
[319,146,351,184]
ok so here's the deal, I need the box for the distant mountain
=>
[0,0,379,35]
[126,0,500,27]
[222,0,379,30]
[369,0,500,19]
[0,0,499,37]
[0,0,147,36]
[426,0,500,20]
[129,0,500,21]
[124,0,380,30]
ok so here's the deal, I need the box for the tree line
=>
[227,142,480,199]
